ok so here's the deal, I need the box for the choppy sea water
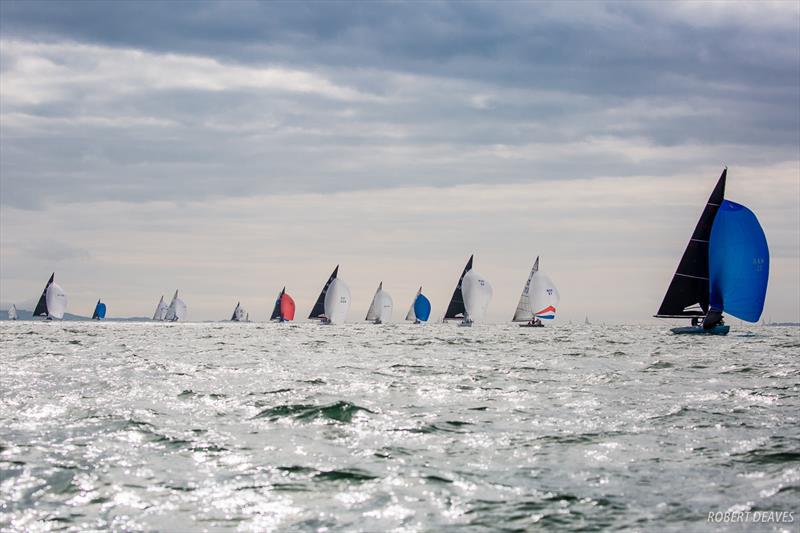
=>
[1,322,798,532]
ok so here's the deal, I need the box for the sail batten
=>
[656,169,726,317]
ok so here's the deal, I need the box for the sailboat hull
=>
[670,325,730,336]
[519,323,545,328]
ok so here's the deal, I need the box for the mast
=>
[655,169,726,318]
[33,273,54,317]
[444,255,473,320]
[309,266,338,320]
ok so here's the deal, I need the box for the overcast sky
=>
[1,0,798,322]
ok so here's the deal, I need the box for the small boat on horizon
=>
[405,286,431,324]
[91,299,107,320]
[230,301,248,322]
[271,287,296,322]
[365,282,393,324]
[512,256,560,327]
[164,290,187,322]
[8,304,17,320]
[32,273,67,320]
[655,168,769,335]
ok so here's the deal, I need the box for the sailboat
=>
[230,302,247,322]
[585,315,590,326]
[365,282,393,324]
[271,287,296,322]
[91,299,107,320]
[444,255,473,323]
[513,256,560,327]
[309,266,351,324]
[405,286,431,324]
[32,273,67,320]
[8,304,17,320]
[655,168,769,335]
[153,296,168,321]
[164,290,187,322]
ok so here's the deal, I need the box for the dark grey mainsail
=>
[309,266,338,320]
[444,255,473,320]
[230,302,241,321]
[655,169,726,318]
[32,273,54,317]
[271,288,284,321]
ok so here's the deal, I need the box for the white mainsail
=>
[513,257,539,322]
[153,296,168,321]
[529,271,559,320]
[462,270,492,323]
[8,304,17,320]
[165,290,187,322]
[405,286,422,321]
[45,283,67,319]
[366,282,393,323]
[324,278,351,324]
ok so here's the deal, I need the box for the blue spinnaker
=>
[414,294,431,322]
[708,200,769,322]
[95,302,107,319]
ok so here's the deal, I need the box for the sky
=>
[1,0,798,323]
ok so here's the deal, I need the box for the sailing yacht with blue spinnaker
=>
[655,168,769,335]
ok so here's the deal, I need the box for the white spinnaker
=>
[530,271,559,319]
[324,278,351,324]
[153,296,167,321]
[366,284,393,323]
[236,306,246,321]
[405,287,421,321]
[8,304,17,320]
[45,282,67,319]
[462,270,492,322]
[165,290,187,321]
[513,262,538,322]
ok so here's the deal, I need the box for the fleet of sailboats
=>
[655,169,769,335]
[4,169,773,330]
[365,282,393,324]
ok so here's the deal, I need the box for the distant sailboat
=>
[309,266,339,322]
[323,278,351,324]
[513,257,560,327]
[164,290,187,322]
[230,302,247,322]
[92,299,107,320]
[444,255,473,323]
[32,273,67,320]
[365,282,393,324]
[461,269,492,326]
[271,287,296,322]
[8,304,17,320]
[405,286,431,324]
[153,295,168,321]
[585,315,590,325]
[655,169,769,335]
